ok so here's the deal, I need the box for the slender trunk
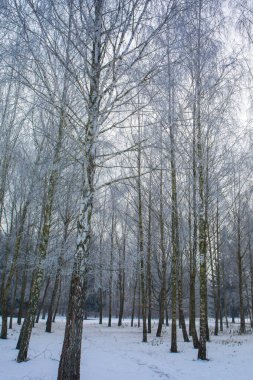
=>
[197,169,208,358]
[137,110,147,342]
[205,297,209,342]
[147,173,152,333]
[231,298,235,323]
[36,277,50,323]
[53,279,62,323]
[156,126,167,338]
[204,143,211,343]
[137,277,141,328]
[224,303,229,328]
[169,70,178,353]
[108,264,112,327]
[99,239,103,325]
[99,288,103,325]
[217,256,223,333]
[237,215,245,333]
[170,147,178,351]
[223,284,229,329]
[213,274,219,336]
[189,91,199,350]
[17,241,29,326]
[118,236,125,327]
[215,195,223,333]
[156,172,167,337]
[131,279,137,327]
[165,305,169,327]
[216,196,224,331]
[108,211,114,328]
[117,274,124,327]
[178,256,189,342]
[209,225,218,335]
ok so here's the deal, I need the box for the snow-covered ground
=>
[0,318,252,380]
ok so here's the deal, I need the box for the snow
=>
[0,318,252,380]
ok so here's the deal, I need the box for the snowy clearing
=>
[0,318,252,380]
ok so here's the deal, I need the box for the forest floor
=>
[0,318,252,380]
